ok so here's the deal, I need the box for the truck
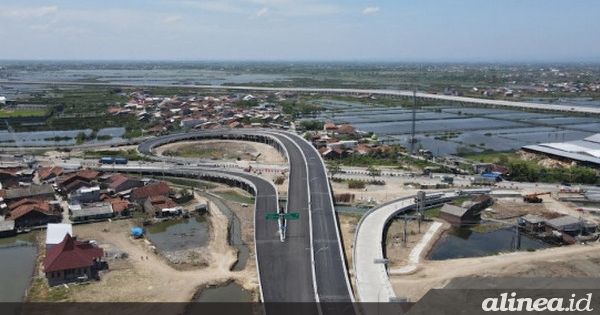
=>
[481,173,502,182]
[471,175,497,186]
[99,157,114,164]
[441,175,454,184]
[114,157,128,164]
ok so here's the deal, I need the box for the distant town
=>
[1,62,600,307]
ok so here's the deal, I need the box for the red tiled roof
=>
[107,174,128,189]
[8,198,48,211]
[43,234,103,273]
[147,125,165,132]
[63,179,93,193]
[354,144,372,154]
[131,182,170,200]
[38,166,64,181]
[109,199,131,213]
[337,124,356,134]
[148,195,177,210]
[107,107,122,114]
[324,123,337,130]
[77,170,100,180]
[9,204,53,221]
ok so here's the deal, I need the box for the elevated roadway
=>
[5,81,600,115]
[353,191,460,308]
[137,130,354,312]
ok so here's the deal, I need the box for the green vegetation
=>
[508,160,597,184]
[425,207,441,219]
[462,151,598,184]
[83,149,145,161]
[280,99,324,120]
[26,278,73,302]
[164,147,224,159]
[367,165,382,180]
[299,120,325,131]
[0,108,49,118]
[214,191,255,204]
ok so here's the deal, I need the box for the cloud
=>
[163,15,182,24]
[250,7,269,19]
[0,5,58,19]
[180,0,341,18]
[362,6,380,15]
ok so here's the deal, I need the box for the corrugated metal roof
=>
[523,133,600,166]
[584,134,600,143]
[546,216,580,229]
[440,204,467,217]
[46,223,73,246]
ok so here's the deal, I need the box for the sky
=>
[1,0,600,62]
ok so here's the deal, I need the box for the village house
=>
[8,203,61,228]
[37,166,65,183]
[0,220,16,238]
[545,215,598,244]
[43,234,104,286]
[69,186,101,204]
[520,214,546,233]
[58,170,101,194]
[144,195,178,216]
[69,202,114,223]
[0,184,56,205]
[439,194,490,227]
[105,174,145,194]
[130,182,171,204]
[103,197,134,218]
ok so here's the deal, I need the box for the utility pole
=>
[402,214,408,248]
[410,88,417,155]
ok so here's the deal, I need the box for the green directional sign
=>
[284,212,300,220]
[265,213,280,220]
[265,212,300,220]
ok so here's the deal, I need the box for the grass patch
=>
[83,149,146,161]
[214,191,255,204]
[425,207,441,219]
[165,147,225,159]
[461,151,520,164]
[0,109,48,118]
[470,222,504,233]
[26,278,74,302]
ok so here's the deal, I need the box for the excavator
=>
[523,192,552,203]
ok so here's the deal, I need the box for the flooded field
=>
[312,99,600,155]
[193,281,253,302]
[427,227,550,260]
[145,217,209,263]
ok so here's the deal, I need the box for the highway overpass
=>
[136,129,355,314]
[4,81,600,115]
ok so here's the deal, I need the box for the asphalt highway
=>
[137,130,323,310]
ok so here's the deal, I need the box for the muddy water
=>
[427,227,550,260]
[193,281,253,302]
[0,233,38,302]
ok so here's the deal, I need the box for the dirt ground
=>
[61,190,259,303]
[33,140,600,304]
[384,195,600,302]
[154,140,286,166]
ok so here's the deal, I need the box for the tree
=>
[367,165,382,181]
[326,161,342,178]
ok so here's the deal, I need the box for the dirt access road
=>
[57,192,258,303]
[36,139,600,304]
